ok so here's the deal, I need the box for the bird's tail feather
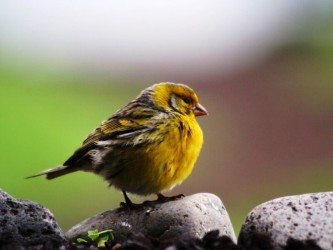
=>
[26,165,78,180]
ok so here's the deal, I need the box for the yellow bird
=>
[28,82,208,206]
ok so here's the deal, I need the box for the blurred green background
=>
[1,1,333,236]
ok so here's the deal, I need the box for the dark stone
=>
[66,193,236,244]
[285,238,323,250]
[0,189,66,248]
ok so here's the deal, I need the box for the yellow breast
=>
[110,114,203,195]
[157,115,203,191]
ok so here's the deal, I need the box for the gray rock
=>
[238,192,333,250]
[0,189,66,248]
[66,192,236,243]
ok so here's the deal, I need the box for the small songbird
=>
[28,82,208,206]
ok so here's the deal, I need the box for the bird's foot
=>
[120,191,185,209]
[120,200,143,209]
[120,191,144,209]
[140,193,185,205]
[156,193,185,202]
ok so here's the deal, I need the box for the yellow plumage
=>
[28,82,207,206]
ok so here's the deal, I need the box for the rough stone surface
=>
[66,193,236,243]
[0,189,66,248]
[238,192,333,250]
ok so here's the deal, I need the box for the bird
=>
[27,82,208,207]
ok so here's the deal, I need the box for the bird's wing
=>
[63,105,161,166]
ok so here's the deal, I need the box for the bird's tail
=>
[26,165,78,180]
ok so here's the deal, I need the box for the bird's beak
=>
[193,103,208,116]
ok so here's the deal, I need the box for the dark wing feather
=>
[63,102,162,166]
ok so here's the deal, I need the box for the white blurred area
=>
[0,0,332,79]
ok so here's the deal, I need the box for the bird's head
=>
[150,82,208,117]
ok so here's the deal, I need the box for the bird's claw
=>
[120,191,185,209]
[157,193,185,202]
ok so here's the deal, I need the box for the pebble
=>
[238,192,333,250]
[66,193,236,244]
[0,189,66,248]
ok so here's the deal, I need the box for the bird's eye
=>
[183,98,191,104]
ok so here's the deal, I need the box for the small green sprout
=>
[76,229,114,247]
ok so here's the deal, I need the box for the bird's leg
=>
[157,193,168,201]
[120,190,141,209]
[122,190,133,206]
